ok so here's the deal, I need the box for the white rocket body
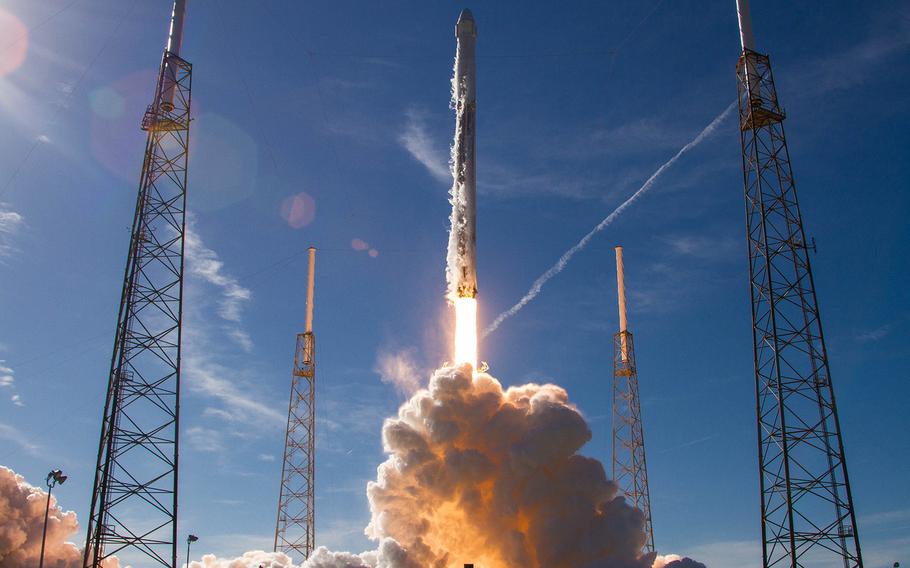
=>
[736,0,756,51]
[162,0,187,112]
[449,9,478,299]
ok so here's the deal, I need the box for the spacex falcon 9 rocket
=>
[449,9,478,301]
[449,9,479,369]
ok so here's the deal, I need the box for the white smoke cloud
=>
[373,348,423,396]
[189,365,705,568]
[483,101,736,337]
[189,550,295,568]
[0,204,24,258]
[0,465,82,568]
[653,555,707,568]
[399,108,451,184]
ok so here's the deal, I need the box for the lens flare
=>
[454,296,477,370]
[0,9,28,77]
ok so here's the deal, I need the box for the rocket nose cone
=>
[456,8,476,37]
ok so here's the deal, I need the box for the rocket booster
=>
[449,9,478,300]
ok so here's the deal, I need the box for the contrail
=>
[482,101,736,337]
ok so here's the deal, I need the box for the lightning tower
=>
[275,247,318,563]
[735,1,863,566]
[611,246,655,554]
[83,1,192,567]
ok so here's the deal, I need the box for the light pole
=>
[186,534,198,567]
[39,469,67,568]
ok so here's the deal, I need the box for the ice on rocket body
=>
[450,9,478,299]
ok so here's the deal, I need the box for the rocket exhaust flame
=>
[453,296,478,369]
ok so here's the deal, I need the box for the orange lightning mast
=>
[611,246,655,553]
[275,247,317,563]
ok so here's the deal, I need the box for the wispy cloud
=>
[659,234,739,261]
[181,223,284,432]
[0,422,39,456]
[0,360,23,406]
[0,204,24,258]
[374,347,424,396]
[186,426,226,453]
[399,107,451,183]
[183,333,285,427]
[861,507,910,527]
[679,539,761,568]
[797,5,910,95]
[185,225,253,340]
[856,323,894,343]
[0,362,13,387]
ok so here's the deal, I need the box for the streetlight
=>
[186,534,199,568]
[39,469,67,568]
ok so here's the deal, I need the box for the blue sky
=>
[1,0,908,566]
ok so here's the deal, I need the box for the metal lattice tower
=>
[611,246,655,553]
[275,247,318,563]
[735,2,862,567]
[82,3,191,567]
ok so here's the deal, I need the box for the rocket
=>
[448,9,478,300]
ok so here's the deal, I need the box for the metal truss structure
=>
[83,49,192,568]
[613,330,655,553]
[274,330,316,562]
[737,48,863,568]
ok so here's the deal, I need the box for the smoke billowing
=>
[653,556,707,568]
[188,551,294,567]
[154,366,706,568]
[2,364,706,568]
[0,465,82,568]
[286,364,677,568]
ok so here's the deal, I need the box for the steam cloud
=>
[653,556,706,568]
[374,348,424,396]
[184,366,706,568]
[0,465,83,568]
[482,102,736,337]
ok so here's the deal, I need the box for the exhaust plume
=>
[0,465,83,568]
[361,364,653,567]
[482,102,736,337]
[653,555,707,568]
[191,366,706,568]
